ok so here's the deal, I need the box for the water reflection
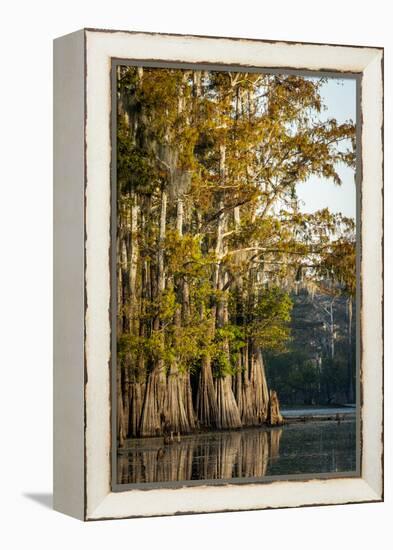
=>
[117,420,356,484]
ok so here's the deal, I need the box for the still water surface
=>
[117,419,356,485]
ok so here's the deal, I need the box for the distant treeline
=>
[266,290,356,406]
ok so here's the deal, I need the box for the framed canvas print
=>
[53,28,383,520]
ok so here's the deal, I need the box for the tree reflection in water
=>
[117,428,282,484]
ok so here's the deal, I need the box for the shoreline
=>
[281,406,356,423]
[118,413,356,450]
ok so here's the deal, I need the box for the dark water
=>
[117,419,357,485]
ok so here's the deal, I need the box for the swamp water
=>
[117,419,356,485]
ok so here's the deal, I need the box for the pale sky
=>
[296,77,357,219]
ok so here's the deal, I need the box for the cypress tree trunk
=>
[139,189,168,436]
[116,207,127,444]
[122,359,131,436]
[117,365,126,447]
[118,194,133,437]
[129,201,150,437]
[165,362,190,434]
[346,296,354,403]
[129,191,139,326]
[233,206,243,417]
[157,189,167,294]
[216,375,242,429]
[235,353,243,418]
[125,191,140,437]
[241,343,255,425]
[129,381,144,437]
[197,353,219,428]
[118,68,147,439]
[194,153,220,429]
[268,389,284,426]
[139,361,167,437]
[214,143,242,429]
[164,292,190,434]
[183,370,198,430]
[215,272,242,429]
[195,253,218,427]
[165,191,196,434]
[249,341,269,425]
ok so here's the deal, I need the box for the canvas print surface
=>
[114,64,358,487]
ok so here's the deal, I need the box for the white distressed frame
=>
[54,29,383,521]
